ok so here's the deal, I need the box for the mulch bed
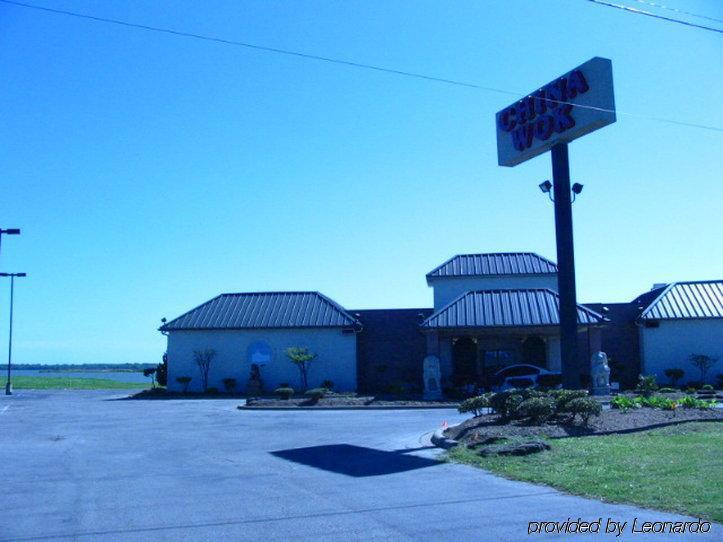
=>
[446,408,723,442]
[243,394,459,409]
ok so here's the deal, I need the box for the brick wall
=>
[586,302,641,389]
[352,308,433,394]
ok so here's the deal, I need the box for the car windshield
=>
[497,365,539,378]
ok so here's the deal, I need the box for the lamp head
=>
[538,180,552,194]
[2,229,20,235]
[572,183,584,195]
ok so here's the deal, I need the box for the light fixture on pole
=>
[0,228,21,262]
[538,180,554,201]
[538,181,584,203]
[1,272,27,395]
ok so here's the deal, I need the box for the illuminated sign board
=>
[496,57,616,167]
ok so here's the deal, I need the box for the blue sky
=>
[1,0,721,364]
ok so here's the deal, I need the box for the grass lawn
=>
[3,376,145,390]
[449,422,723,522]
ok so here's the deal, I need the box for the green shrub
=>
[156,354,168,387]
[701,384,714,391]
[517,396,556,423]
[504,393,524,420]
[222,378,237,393]
[664,368,684,386]
[206,387,219,395]
[274,386,295,399]
[487,389,545,419]
[304,387,327,400]
[549,389,588,411]
[320,379,334,391]
[677,395,716,409]
[564,397,602,424]
[488,390,517,418]
[636,375,658,397]
[458,394,491,417]
[611,395,639,412]
[685,387,697,394]
[176,376,191,393]
[658,387,677,394]
[640,396,675,410]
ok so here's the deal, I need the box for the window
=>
[483,350,514,368]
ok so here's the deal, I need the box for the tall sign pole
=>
[495,57,615,389]
[551,143,579,388]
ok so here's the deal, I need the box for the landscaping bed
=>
[447,407,723,442]
[242,393,459,409]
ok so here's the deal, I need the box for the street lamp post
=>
[1,273,27,395]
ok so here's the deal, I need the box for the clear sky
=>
[1,0,721,365]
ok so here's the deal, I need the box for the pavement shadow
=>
[270,444,441,477]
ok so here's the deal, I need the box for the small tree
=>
[193,349,217,392]
[690,354,718,384]
[285,347,317,391]
[155,353,168,387]
[143,367,157,388]
[176,376,191,393]
[664,368,684,387]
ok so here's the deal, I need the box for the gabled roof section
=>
[421,289,603,329]
[160,291,358,331]
[637,280,723,321]
[426,252,557,280]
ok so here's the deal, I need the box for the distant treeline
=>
[14,363,155,373]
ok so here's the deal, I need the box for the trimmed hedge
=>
[460,388,601,425]
[274,387,295,399]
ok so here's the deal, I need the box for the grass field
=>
[449,422,723,521]
[3,376,145,390]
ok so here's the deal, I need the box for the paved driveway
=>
[0,391,716,541]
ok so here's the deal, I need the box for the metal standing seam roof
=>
[637,280,723,321]
[421,289,604,329]
[426,252,558,280]
[160,292,358,331]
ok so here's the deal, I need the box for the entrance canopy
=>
[420,289,604,330]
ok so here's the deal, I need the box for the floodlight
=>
[538,180,552,193]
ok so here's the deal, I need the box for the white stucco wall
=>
[166,328,357,393]
[429,275,559,310]
[640,319,723,385]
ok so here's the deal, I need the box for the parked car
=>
[492,364,561,391]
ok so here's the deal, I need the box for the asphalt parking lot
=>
[0,390,716,541]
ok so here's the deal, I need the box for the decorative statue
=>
[246,363,264,396]
[590,351,611,396]
[423,355,442,400]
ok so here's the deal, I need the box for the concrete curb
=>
[430,428,459,449]
[238,404,461,411]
